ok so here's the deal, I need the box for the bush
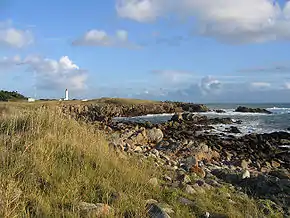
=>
[0,90,27,102]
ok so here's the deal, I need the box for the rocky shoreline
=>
[62,102,290,217]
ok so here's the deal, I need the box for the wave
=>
[267,107,290,110]
[200,110,270,116]
[267,107,290,115]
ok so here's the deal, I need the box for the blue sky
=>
[1,0,290,102]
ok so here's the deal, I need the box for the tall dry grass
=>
[0,106,158,217]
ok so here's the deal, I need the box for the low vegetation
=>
[0,104,280,217]
[0,90,27,102]
[90,98,160,105]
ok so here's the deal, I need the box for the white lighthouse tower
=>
[64,89,69,101]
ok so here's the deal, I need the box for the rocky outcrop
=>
[61,102,210,123]
[170,113,236,125]
[235,106,272,114]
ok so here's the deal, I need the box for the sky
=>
[1,0,290,103]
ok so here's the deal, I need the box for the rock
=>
[131,132,147,145]
[225,151,233,161]
[151,149,160,157]
[242,170,251,179]
[269,169,290,179]
[190,166,206,178]
[147,128,164,144]
[185,185,196,195]
[235,106,272,114]
[205,212,210,218]
[171,113,183,122]
[179,197,195,206]
[146,199,173,218]
[227,126,241,134]
[195,180,205,186]
[179,103,209,112]
[206,179,222,188]
[271,160,281,168]
[163,175,172,182]
[78,202,114,216]
[180,174,192,184]
[280,139,290,144]
[148,178,159,187]
[241,159,249,169]
[134,146,143,152]
[182,156,198,171]
[215,109,226,113]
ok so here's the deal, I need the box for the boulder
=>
[148,178,159,187]
[235,106,272,114]
[146,128,164,144]
[171,113,183,122]
[78,202,114,217]
[146,199,173,218]
[178,197,195,206]
[227,126,241,134]
[185,185,196,195]
[215,109,226,113]
[242,170,251,179]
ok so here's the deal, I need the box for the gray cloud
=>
[116,0,290,44]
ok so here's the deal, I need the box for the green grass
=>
[0,104,284,217]
[88,98,161,105]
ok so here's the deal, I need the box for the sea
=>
[114,103,290,136]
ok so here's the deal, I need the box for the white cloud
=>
[0,55,87,91]
[116,0,290,43]
[0,55,22,68]
[251,82,271,88]
[284,82,290,89]
[0,20,34,48]
[73,29,140,48]
[200,76,221,94]
[116,0,166,22]
[24,56,87,91]
[152,70,195,83]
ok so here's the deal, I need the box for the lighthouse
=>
[65,89,69,101]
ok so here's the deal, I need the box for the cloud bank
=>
[116,0,290,43]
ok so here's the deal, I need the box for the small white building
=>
[28,98,35,102]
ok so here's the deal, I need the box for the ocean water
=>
[114,103,290,135]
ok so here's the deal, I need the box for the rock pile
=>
[61,104,289,216]
[235,106,272,114]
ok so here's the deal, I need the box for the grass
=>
[0,97,161,108]
[88,98,160,105]
[0,104,284,217]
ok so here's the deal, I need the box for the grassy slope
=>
[90,98,160,105]
[0,98,160,107]
[0,104,282,217]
